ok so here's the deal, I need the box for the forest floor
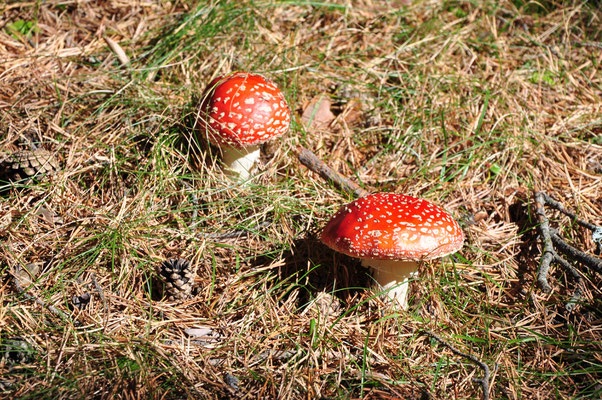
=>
[1,1,601,399]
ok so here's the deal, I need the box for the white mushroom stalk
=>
[218,144,260,180]
[361,259,418,309]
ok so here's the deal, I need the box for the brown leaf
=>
[301,94,335,131]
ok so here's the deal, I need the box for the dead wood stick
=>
[553,255,584,312]
[551,233,602,275]
[13,264,74,325]
[534,192,602,275]
[533,191,600,309]
[296,146,369,198]
[539,191,602,255]
[422,330,490,400]
[572,41,602,50]
[534,192,557,293]
[540,192,600,232]
[182,181,199,228]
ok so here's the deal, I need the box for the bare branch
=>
[534,192,555,293]
[553,255,584,312]
[540,192,600,232]
[92,272,108,316]
[572,41,602,50]
[533,191,601,309]
[296,146,369,199]
[551,233,602,275]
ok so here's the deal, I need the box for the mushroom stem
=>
[219,144,260,180]
[361,259,418,309]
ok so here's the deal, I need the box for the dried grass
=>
[1,0,601,399]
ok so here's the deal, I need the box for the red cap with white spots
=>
[200,72,290,148]
[321,193,464,261]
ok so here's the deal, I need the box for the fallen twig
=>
[534,192,558,293]
[13,264,74,325]
[542,194,600,233]
[296,146,369,198]
[161,339,221,347]
[553,256,584,312]
[422,330,490,400]
[533,191,601,309]
[551,233,602,275]
[572,41,602,50]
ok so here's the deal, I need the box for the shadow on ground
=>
[250,232,371,310]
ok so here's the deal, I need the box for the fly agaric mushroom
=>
[320,193,464,309]
[197,72,291,179]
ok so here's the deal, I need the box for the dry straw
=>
[0,0,600,398]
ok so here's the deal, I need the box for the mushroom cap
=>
[320,193,464,261]
[198,72,290,149]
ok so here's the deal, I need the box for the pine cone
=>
[0,337,34,364]
[158,258,195,301]
[0,149,59,184]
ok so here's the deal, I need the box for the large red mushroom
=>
[321,193,464,309]
[197,72,291,179]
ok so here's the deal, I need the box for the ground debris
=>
[0,148,59,185]
[422,331,491,400]
[0,337,35,364]
[157,258,196,301]
[301,94,336,131]
[1,1,601,398]
[534,191,601,311]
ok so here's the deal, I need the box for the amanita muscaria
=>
[197,72,291,179]
[321,192,464,309]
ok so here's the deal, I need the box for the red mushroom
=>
[197,72,291,179]
[320,193,464,309]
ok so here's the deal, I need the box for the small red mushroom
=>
[197,72,291,179]
[320,192,464,309]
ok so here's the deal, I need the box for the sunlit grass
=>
[1,0,600,398]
